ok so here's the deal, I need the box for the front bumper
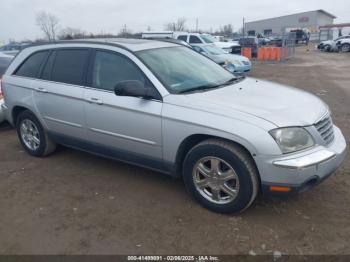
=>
[0,99,5,124]
[256,126,347,196]
[234,64,251,73]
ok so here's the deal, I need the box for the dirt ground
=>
[0,46,349,255]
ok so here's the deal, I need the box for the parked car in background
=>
[318,35,350,52]
[268,37,283,47]
[142,32,241,54]
[200,34,241,54]
[0,53,13,124]
[191,44,251,74]
[0,42,31,56]
[258,37,271,46]
[238,37,259,57]
[144,37,192,48]
[2,39,346,214]
[290,29,309,44]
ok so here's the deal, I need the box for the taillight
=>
[0,78,3,99]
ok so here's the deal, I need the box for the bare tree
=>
[36,11,60,41]
[165,17,187,31]
[59,27,86,40]
[222,24,233,37]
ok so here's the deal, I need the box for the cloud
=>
[0,0,349,42]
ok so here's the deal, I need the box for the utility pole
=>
[196,18,198,32]
[242,17,245,38]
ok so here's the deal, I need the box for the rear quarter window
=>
[15,51,49,78]
[50,49,90,86]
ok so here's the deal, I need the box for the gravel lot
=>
[0,46,349,255]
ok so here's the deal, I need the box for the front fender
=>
[162,103,281,164]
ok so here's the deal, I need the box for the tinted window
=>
[92,51,149,91]
[51,49,89,85]
[15,51,48,78]
[41,52,55,80]
[189,35,202,44]
[0,57,12,77]
[177,35,188,42]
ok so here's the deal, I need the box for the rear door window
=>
[50,49,90,85]
[15,51,49,78]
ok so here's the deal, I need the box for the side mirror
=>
[114,80,159,100]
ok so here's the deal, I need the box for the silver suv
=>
[1,39,347,213]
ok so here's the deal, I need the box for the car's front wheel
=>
[16,110,56,157]
[341,43,350,52]
[323,45,331,52]
[183,139,259,214]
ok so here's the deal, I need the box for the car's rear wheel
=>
[183,139,259,214]
[16,110,56,157]
[341,43,350,52]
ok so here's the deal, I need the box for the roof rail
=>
[22,39,133,52]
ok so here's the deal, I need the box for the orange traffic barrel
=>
[264,47,271,61]
[257,48,265,61]
[276,47,282,61]
[270,47,277,61]
[241,48,252,59]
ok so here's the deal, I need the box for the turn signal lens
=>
[269,186,292,192]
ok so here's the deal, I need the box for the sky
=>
[0,0,349,42]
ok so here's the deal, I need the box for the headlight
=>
[230,59,241,66]
[269,127,315,154]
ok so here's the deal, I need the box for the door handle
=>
[88,97,103,105]
[35,87,48,93]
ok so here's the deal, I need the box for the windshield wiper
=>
[178,76,245,94]
[222,77,238,85]
[177,84,222,94]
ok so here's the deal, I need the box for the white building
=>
[245,10,336,39]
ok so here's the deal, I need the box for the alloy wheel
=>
[192,157,240,204]
[20,119,40,151]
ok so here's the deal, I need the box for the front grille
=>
[314,114,334,145]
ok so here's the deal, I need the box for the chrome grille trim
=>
[314,114,334,145]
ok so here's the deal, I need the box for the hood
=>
[218,54,250,65]
[165,78,327,127]
[321,40,335,45]
[214,42,240,48]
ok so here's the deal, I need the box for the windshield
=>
[201,34,216,44]
[137,47,236,94]
[201,45,227,55]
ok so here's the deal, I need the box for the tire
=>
[16,110,56,157]
[341,43,350,52]
[183,139,259,214]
